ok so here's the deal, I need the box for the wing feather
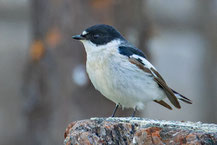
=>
[154,100,172,110]
[128,57,181,109]
[129,58,152,74]
[153,76,181,108]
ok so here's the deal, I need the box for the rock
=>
[64,117,217,145]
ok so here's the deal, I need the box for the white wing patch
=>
[130,54,158,77]
[130,54,156,69]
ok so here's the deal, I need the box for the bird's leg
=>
[131,107,137,117]
[111,104,119,117]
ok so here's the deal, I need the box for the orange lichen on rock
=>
[64,121,77,139]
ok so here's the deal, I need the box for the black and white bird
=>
[72,24,192,117]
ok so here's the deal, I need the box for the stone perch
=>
[64,118,217,145]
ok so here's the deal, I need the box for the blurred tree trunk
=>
[197,0,217,123]
[23,0,151,144]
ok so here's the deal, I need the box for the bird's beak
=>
[72,35,85,40]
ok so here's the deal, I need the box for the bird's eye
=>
[93,34,100,39]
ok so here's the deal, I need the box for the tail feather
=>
[172,89,192,104]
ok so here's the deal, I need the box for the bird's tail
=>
[172,89,192,104]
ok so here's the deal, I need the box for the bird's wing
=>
[154,100,172,110]
[118,46,181,109]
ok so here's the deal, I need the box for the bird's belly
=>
[108,68,165,109]
[86,56,165,110]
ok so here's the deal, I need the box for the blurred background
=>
[0,0,217,144]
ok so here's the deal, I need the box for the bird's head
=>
[72,24,124,53]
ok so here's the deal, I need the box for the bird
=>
[72,24,192,117]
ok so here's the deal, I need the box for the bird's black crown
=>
[82,24,124,45]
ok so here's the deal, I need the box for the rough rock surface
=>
[64,118,217,145]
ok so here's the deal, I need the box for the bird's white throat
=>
[81,39,122,54]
